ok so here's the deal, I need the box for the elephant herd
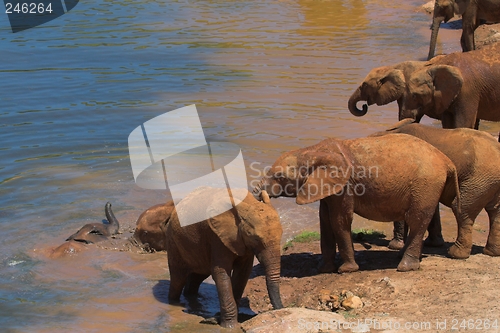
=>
[60,3,500,328]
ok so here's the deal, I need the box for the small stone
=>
[342,296,363,310]
[319,289,332,302]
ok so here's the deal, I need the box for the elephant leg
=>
[318,199,337,273]
[167,250,189,302]
[231,255,254,306]
[388,221,406,250]
[484,200,500,256]
[474,118,480,130]
[460,9,478,52]
[448,206,475,259]
[325,195,358,274]
[211,242,238,328]
[450,102,479,129]
[183,273,209,297]
[168,269,189,302]
[398,208,434,271]
[441,112,456,129]
[423,205,444,247]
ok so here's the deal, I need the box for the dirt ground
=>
[242,228,500,332]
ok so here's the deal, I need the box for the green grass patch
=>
[283,230,320,250]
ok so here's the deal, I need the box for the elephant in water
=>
[427,0,500,60]
[66,202,120,244]
[253,135,460,273]
[111,187,283,328]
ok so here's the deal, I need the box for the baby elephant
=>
[253,135,460,273]
[114,188,283,328]
[66,202,120,244]
[372,119,500,259]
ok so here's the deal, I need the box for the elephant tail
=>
[443,165,461,215]
[105,202,120,235]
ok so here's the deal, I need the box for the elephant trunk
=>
[348,87,368,117]
[428,16,443,60]
[105,202,120,235]
[256,246,283,309]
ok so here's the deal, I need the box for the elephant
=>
[131,202,175,252]
[112,187,283,328]
[348,56,445,118]
[50,240,89,259]
[371,119,500,259]
[252,135,460,273]
[427,0,500,60]
[401,43,500,134]
[66,202,120,244]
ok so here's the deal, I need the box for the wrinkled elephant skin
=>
[372,119,500,259]
[113,188,283,328]
[253,135,460,273]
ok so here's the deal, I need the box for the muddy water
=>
[1,0,497,332]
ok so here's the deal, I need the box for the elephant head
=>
[206,190,283,309]
[253,138,353,205]
[132,201,175,251]
[348,62,428,117]
[400,64,463,122]
[428,0,468,59]
[66,202,120,244]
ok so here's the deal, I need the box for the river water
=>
[1,0,498,332]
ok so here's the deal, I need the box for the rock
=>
[342,296,363,310]
[341,290,354,298]
[241,308,348,333]
[318,290,340,311]
[475,24,500,49]
[318,289,332,302]
[421,0,435,14]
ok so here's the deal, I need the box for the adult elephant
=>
[351,44,500,136]
[372,119,500,259]
[112,187,283,329]
[253,135,460,273]
[348,56,444,118]
[401,43,500,132]
[427,0,500,60]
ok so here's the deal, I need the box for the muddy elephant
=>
[372,119,500,259]
[401,43,500,132]
[115,187,283,328]
[348,57,444,117]
[253,135,460,273]
[66,202,120,244]
[427,0,500,59]
[130,202,175,252]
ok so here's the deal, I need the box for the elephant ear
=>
[207,203,246,257]
[375,69,406,105]
[429,65,463,114]
[296,143,353,205]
